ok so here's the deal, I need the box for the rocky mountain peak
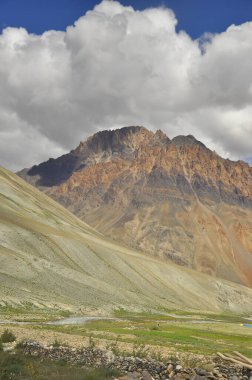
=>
[153,129,170,145]
[18,125,252,288]
[74,126,155,159]
[84,126,154,153]
[171,134,207,149]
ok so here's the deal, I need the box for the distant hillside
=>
[1,166,252,313]
[19,126,252,288]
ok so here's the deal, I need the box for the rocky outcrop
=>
[18,126,252,287]
[22,341,252,380]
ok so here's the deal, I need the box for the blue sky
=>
[1,0,252,38]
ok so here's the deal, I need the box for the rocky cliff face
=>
[19,126,252,287]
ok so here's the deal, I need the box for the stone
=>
[169,372,176,379]
[175,365,183,371]
[167,364,174,373]
[195,368,209,377]
[2,342,16,352]
[126,373,139,380]
[142,371,154,380]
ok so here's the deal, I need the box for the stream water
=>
[47,316,113,325]
[0,314,249,326]
[0,316,113,326]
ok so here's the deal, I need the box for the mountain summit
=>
[19,126,252,287]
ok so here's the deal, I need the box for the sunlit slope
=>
[1,166,252,313]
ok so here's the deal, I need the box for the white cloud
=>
[0,0,252,170]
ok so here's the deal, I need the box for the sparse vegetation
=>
[0,305,72,323]
[88,335,96,349]
[132,343,150,358]
[180,356,214,372]
[18,310,252,357]
[0,308,251,366]
[52,338,61,348]
[0,350,119,380]
[0,329,16,343]
[0,310,250,379]
[106,335,121,355]
[150,349,166,362]
[150,325,159,331]
[167,354,179,363]
[15,340,25,349]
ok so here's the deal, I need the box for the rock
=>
[167,364,174,373]
[142,370,154,380]
[125,373,139,380]
[24,340,250,380]
[195,368,210,377]
[2,342,16,352]
[175,365,182,371]
[169,372,176,379]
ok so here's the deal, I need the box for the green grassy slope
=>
[0,166,252,314]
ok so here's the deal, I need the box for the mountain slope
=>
[1,166,252,313]
[19,127,252,288]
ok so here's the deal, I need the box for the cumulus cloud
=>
[0,0,252,170]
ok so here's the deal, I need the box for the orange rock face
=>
[19,126,252,287]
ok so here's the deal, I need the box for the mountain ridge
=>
[18,126,252,288]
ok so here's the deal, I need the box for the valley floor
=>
[0,308,251,360]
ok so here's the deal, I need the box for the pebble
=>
[167,364,174,373]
